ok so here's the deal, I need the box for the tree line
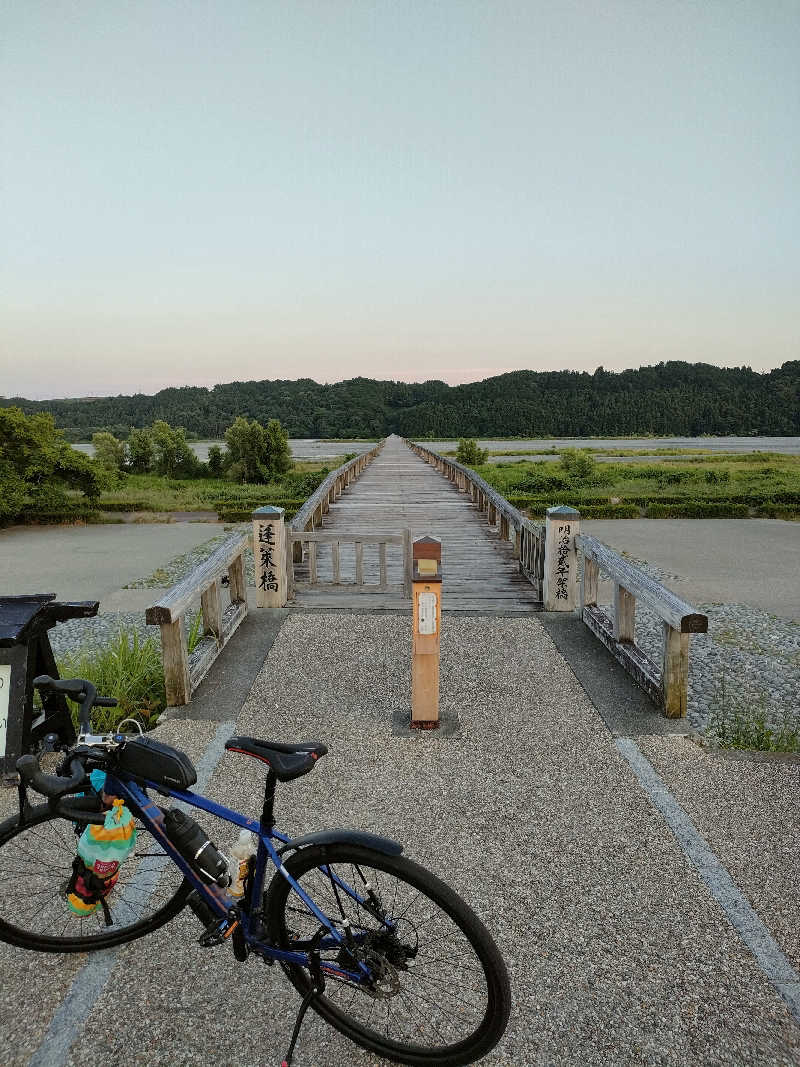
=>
[0,409,294,522]
[2,361,798,439]
[92,417,292,481]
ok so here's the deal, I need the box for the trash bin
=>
[0,594,98,783]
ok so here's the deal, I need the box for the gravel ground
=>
[592,555,800,739]
[636,735,800,974]
[4,614,799,1065]
[123,524,253,589]
[49,614,800,1067]
[45,527,800,753]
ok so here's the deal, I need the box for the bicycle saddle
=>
[224,736,328,782]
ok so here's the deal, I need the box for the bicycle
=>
[0,676,511,1066]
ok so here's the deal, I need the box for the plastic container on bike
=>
[228,830,257,898]
[163,809,229,886]
[67,799,136,916]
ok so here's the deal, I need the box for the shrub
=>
[456,439,488,465]
[58,629,166,732]
[559,449,612,487]
[704,468,731,484]
[707,675,799,752]
[645,502,749,518]
[21,506,102,525]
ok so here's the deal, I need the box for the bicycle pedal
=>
[197,916,237,948]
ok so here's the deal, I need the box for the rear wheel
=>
[0,803,190,952]
[265,843,510,1066]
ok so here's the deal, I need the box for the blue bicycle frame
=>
[104,771,379,984]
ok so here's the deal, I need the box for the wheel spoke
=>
[269,844,508,1060]
[0,809,186,949]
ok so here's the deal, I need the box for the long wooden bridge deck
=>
[291,435,541,612]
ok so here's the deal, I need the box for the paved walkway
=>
[292,435,540,613]
[0,521,221,611]
[585,518,800,622]
[3,611,798,1067]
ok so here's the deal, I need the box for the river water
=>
[71,435,800,462]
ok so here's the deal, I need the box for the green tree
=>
[264,418,292,477]
[559,449,610,486]
[207,444,224,477]
[151,420,198,477]
[0,407,103,520]
[456,438,488,465]
[126,427,153,473]
[225,417,267,483]
[91,431,125,472]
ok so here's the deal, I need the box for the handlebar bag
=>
[116,736,197,790]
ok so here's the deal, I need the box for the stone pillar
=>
[252,506,287,608]
[543,506,580,612]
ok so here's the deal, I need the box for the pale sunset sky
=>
[2,1,798,399]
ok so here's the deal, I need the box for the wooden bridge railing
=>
[406,441,546,595]
[405,439,707,717]
[289,441,384,563]
[146,532,249,706]
[577,535,707,718]
[288,529,412,599]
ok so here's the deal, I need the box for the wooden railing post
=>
[579,556,598,614]
[576,533,707,718]
[200,578,223,641]
[662,623,689,718]
[160,619,191,706]
[543,506,580,611]
[613,583,636,643]
[228,553,246,605]
[147,532,250,707]
[252,505,287,608]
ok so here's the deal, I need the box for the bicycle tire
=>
[0,803,191,952]
[264,843,510,1066]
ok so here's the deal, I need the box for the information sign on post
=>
[411,537,442,729]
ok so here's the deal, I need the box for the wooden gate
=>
[287,529,413,599]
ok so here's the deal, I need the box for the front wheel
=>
[0,804,190,952]
[265,843,511,1066]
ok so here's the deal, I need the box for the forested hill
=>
[4,362,799,440]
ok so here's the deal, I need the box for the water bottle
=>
[163,809,230,886]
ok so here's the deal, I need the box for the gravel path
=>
[591,554,800,739]
[47,526,800,750]
[6,614,799,1066]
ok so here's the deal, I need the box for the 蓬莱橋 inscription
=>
[252,506,287,607]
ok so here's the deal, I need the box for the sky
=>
[2,1,799,400]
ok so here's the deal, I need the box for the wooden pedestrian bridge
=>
[147,435,708,722]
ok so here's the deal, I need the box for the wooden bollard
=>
[411,536,442,729]
[543,505,580,611]
[252,505,287,608]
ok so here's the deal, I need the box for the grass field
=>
[91,457,348,520]
[473,449,800,519]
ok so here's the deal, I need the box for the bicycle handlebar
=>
[33,675,117,729]
[16,754,88,799]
